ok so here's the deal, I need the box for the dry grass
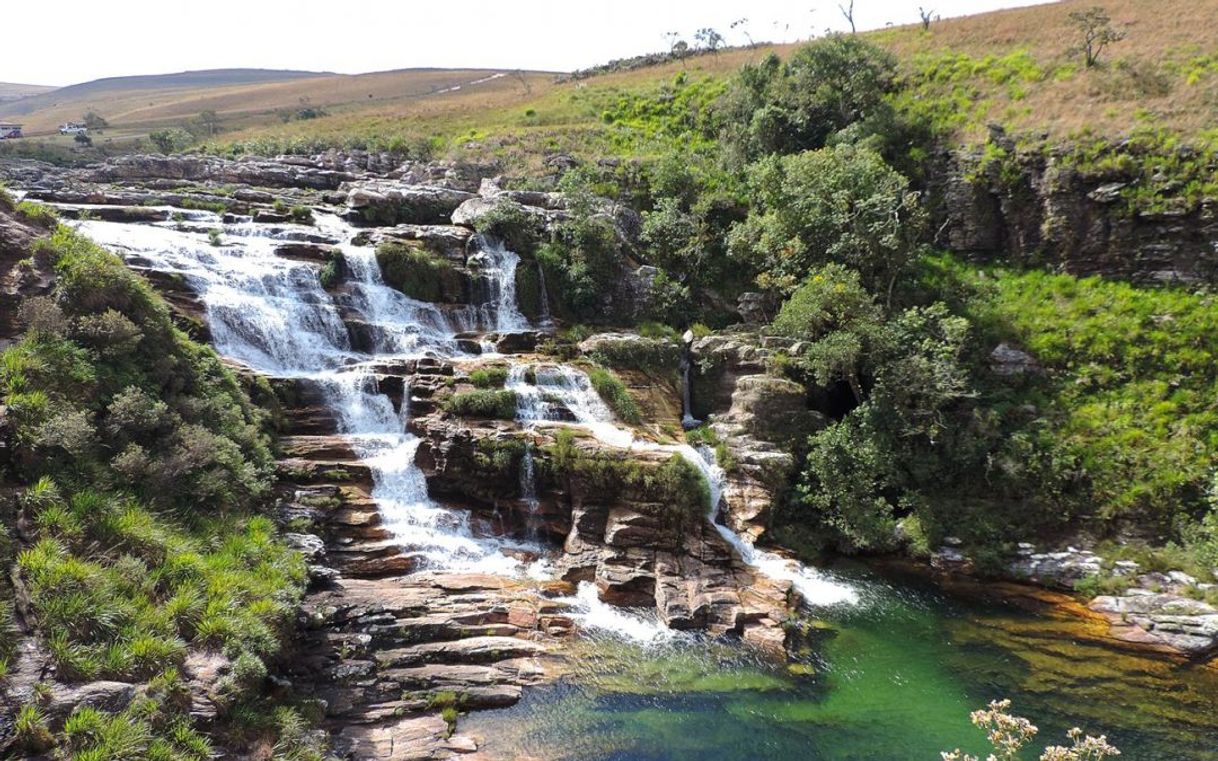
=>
[1,68,555,137]
[873,0,1218,141]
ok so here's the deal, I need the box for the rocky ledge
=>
[933,540,1218,658]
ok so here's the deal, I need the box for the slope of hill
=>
[0,67,557,139]
[0,82,55,104]
[208,0,1218,163]
[0,68,327,116]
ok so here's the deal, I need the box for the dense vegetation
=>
[0,217,318,757]
[450,32,1218,571]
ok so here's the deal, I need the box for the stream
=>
[66,208,1218,760]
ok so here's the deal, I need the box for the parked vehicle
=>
[59,122,88,135]
[0,123,23,140]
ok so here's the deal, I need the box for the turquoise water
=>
[464,566,1218,760]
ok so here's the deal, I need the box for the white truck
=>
[59,122,88,135]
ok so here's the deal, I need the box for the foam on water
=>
[558,581,682,645]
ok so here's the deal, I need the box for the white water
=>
[72,211,534,575]
[558,581,681,645]
[469,235,530,334]
[519,442,542,541]
[506,361,858,610]
[69,203,855,641]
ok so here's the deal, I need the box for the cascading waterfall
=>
[519,443,542,541]
[71,210,533,575]
[688,445,859,608]
[71,203,854,639]
[469,235,530,334]
[507,361,859,610]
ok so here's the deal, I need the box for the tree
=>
[717,35,900,161]
[510,70,533,95]
[839,0,856,33]
[729,143,926,299]
[771,263,884,402]
[82,111,108,132]
[73,132,93,148]
[197,110,221,137]
[918,6,935,31]
[1068,6,1125,68]
[695,27,725,53]
[148,128,194,154]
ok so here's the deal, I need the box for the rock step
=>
[375,637,549,668]
[279,435,359,462]
[276,458,372,486]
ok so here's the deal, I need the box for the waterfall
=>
[686,445,859,608]
[535,261,554,329]
[557,581,680,644]
[71,210,534,576]
[469,235,530,334]
[519,443,541,541]
[507,364,633,448]
[680,330,699,429]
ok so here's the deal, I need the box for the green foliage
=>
[148,128,196,154]
[444,389,518,419]
[16,200,59,228]
[893,50,1048,137]
[468,366,509,389]
[472,201,544,255]
[376,241,463,302]
[718,36,900,162]
[729,143,926,297]
[588,337,681,375]
[935,257,1218,526]
[1056,126,1218,214]
[587,367,642,425]
[0,224,305,751]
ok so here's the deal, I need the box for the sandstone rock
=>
[347,181,476,226]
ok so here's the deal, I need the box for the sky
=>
[3,0,1053,87]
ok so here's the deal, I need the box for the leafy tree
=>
[1068,6,1126,67]
[771,263,883,401]
[73,132,92,148]
[695,27,725,53]
[148,128,194,154]
[729,143,926,299]
[197,109,221,137]
[718,36,899,161]
[82,111,109,131]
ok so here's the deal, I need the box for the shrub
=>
[468,367,508,389]
[376,241,462,303]
[444,390,518,419]
[587,367,642,425]
[16,201,59,228]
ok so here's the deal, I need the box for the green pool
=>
[464,565,1218,760]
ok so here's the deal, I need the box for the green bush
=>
[587,367,642,425]
[376,241,463,303]
[468,367,508,389]
[444,390,518,419]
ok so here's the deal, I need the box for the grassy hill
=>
[0,67,557,142]
[197,0,1218,165]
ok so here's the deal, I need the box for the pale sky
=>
[4,0,1053,87]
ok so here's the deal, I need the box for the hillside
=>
[0,82,55,104]
[0,67,557,140]
[202,0,1218,163]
